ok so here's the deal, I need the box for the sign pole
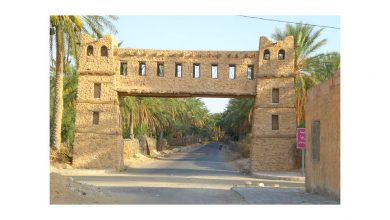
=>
[297,128,306,177]
[302,149,305,176]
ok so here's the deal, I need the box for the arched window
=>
[263,49,270,60]
[87,45,93,56]
[278,49,285,60]
[101,46,108,56]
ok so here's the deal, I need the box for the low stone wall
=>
[130,136,159,156]
[146,137,159,156]
[124,136,202,161]
[123,138,141,159]
[168,135,202,146]
[305,71,340,200]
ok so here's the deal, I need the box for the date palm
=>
[221,98,254,139]
[120,97,211,141]
[50,15,118,149]
[272,23,327,125]
[307,52,340,82]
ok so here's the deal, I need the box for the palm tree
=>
[307,52,340,82]
[50,62,77,146]
[221,98,254,139]
[271,23,327,125]
[120,97,212,145]
[49,16,118,149]
[121,97,173,138]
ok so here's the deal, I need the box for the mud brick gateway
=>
[73,34,297,171]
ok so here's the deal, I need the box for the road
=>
[68,143,305,204]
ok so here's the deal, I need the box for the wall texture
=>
[123,138,141,159]
[250,36,297,171]
[73,34,296,171]
[305,71,340,200]
[250,76,297,171]
[72,35,123,170]
[115,49,257,97]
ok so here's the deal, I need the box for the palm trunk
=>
[295,91,306,126]
[52,25,64,149]
[158,130,164,151]
[129,110,134,139]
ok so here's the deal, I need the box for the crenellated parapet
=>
[78,34,118,75]
[258,36,294,77]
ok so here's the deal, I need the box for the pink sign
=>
[297,128,306,149]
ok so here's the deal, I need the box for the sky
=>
[112,16,340,114]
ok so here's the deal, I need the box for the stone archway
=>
[72,34,296,171]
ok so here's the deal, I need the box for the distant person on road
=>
[219,144,223,150]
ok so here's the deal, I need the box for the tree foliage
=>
[307,52,340,82]
[219,23,340,140]
[50,62,77,146]
[272,23,337,125]
[219,98,254,140]
[120,97,214,142]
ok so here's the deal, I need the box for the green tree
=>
[120,97,212,144]
[220,98,254,140]
[121,97,174,138]
[49,15,118,149]
[272,23,327,125]
[50,63,77,146]
[307,52,340,82]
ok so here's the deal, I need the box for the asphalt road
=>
[70,143,305,204]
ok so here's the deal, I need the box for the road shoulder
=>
[231,186,339,204]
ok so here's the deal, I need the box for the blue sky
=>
[113,16,340,113]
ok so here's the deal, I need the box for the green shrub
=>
[238,135,251,158]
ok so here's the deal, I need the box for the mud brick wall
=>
[123,138,141,159]
[114,49,258,97]
[250,77,297,171]
[73,133,123,169]
[305,71,340,200]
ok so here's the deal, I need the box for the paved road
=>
[69,143,306,204]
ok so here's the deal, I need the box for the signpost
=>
[297,128,306,176]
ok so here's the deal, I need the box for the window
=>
[247,65,254,80]
[175,63,182,78]
[120,62,128,76]
[87,45,93,56]
[263,49,270,60]
[272,88,280,103]
[193,64,200,78]
[272,115,279,130]
[229,64,236,79]
[157,63,164,77]
[93,112,99,125]
[101,46,108,56]
[311,120,320,161]
[278,49,285,60]
[94,83,101,98]
[139,62,146,76]
[211,64,218,79]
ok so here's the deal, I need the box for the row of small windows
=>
[91,86,281,128]
[93,110,281,130]
[263,49,285,60]
[120,62,255,80]
[87,45,108,57]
